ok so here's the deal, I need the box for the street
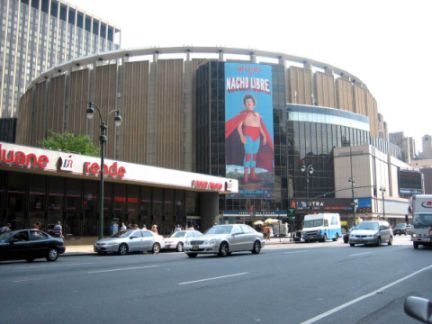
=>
[0,236,431,324]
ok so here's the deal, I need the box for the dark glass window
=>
[60,4,67,21]
[68,8,75,25]
[31,0,39,9]
[50,0,58,17]
[77,13,83,28]
[21,0,29,5]
[108,27,113,41]
[100,23,106,37]
[42,0,48,13]
[85,16,91,32]
[93,20,99,35]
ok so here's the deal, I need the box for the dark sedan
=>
[0,229,66,262]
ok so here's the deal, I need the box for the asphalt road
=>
[0,236,431,324]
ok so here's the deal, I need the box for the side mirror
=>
[130,236,136,240]
[404,296,432,323]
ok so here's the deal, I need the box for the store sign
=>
[58,154,74,172]
[83,162,126,179]
[191,180,223,191]
[0,144,49,169]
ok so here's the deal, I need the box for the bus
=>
[301,213,342,242]
[411,195,432,249]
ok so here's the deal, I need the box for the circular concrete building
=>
[17,46,380,227]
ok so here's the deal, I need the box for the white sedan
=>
[163,230,202,252]
[184,224,265,258]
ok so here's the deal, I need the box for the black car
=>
[393,223,408,235]
[0,229,66,262]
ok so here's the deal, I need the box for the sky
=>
[70,0,430,152]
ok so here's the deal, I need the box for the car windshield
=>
[303,219,323,228]
[0,231,11,242]
[110,230,133,238]
[206,225,233,235]
[171,231,186,238]
[356,222,379,231]
[413,214,432,228]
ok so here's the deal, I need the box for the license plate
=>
[191,245,199,250]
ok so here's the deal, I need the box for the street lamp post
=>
[87,102,122,239]
[379,186,386,219]
[348,145,357,226]
[300,163,314,211]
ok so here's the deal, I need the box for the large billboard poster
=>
[225,63,274,198]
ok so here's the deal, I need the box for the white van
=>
[302,213,342,242]
[411,195,432,249]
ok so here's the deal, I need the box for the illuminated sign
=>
[0,144,49,169]
[84,162,126,179]
[191,180,223,191]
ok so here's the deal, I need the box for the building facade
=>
[18,46,403,229]
[0,0,121,119]
[0,142,236,236]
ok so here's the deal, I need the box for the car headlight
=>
[412,233,417,238]
[205,239,216,245]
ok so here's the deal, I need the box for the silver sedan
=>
[183,224,265,258]
[94,230,165,255]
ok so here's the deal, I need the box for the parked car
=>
[393,223,408,235]
[343,226,356,244]
[183,224,265,258]
[0,229,65,262]
[163,230,202,252]
[349,220,393,247]
[94,229,164,255]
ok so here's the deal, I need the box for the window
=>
[13,230,29,242]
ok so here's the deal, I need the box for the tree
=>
[41,131,99,156]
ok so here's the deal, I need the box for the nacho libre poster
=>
[225,63,274,198]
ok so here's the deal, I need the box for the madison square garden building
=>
[14,47,383,234]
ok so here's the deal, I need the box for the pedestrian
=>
[0,222,11,233]
[120,222,127,231]
[151,224,159,235]
[142,224,147,230]
[53,221,63,238]
[33,221,42,230]
[175,224,181,232]
[111,221,119,235]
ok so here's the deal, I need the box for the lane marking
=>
[179,272,249,286]
[301,264,432,324]
[87,265,158,274]
[349,252,372,257]
[281,250,309,255]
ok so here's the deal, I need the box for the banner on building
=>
[224,63,274,198]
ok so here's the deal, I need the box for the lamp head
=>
[114,110,122,127]
[86,103,95,120]
[300,165,306,173]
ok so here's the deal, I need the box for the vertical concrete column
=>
[199,192,219,231]
[218,50,224,61]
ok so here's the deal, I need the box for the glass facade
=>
[0,0,121,120]
[0,171,192,237]
[196,62,371,223]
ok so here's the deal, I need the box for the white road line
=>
[281,250,309,255]
[87,265,158,274]
[301,264,432,324]
[178,272,249,286]
[349,252,372,257]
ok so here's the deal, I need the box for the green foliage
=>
[41,131,99,156]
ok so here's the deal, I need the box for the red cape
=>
[225,111,274,172]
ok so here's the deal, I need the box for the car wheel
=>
[413,242,419,249]
[187,253,197,258]
[46,248,59,261]
[349,243,355,247]
[152,243,161,254]
[218,242,229,257]
[118,243,128,255]
[176,242,184,252]
[376,237,381,247]
[388,236,393,246]
[252,241,261,254]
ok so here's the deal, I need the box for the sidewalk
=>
[63,237,294,256]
